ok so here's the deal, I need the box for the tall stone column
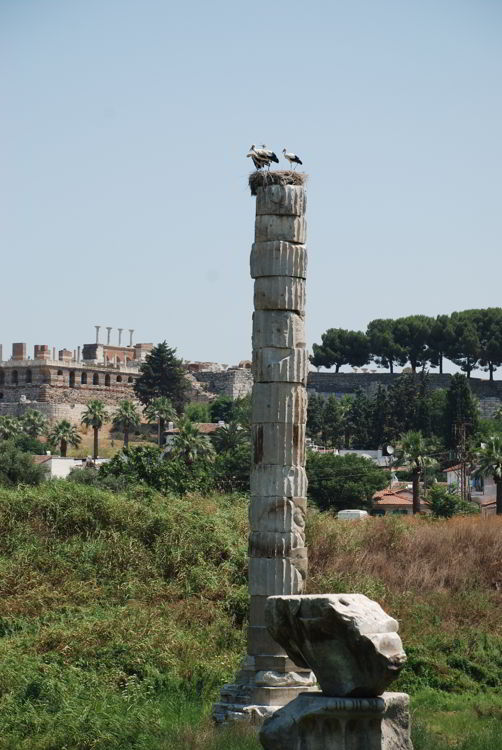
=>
[213,175,314,725]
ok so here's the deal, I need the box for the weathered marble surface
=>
[259,692,413,750]
[265,594,407,697]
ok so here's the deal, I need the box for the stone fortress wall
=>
[2,337,501,423]
[308,371,502,417]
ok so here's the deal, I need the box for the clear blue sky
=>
[1,0,501,369]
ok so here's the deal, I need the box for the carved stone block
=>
[250,242,307,279]
[252,311,305,350]
[265,595,407,698]
[255,215,306,244]
[253,347,308,384]
[255,185,306,217]
[252,384,307,425]
[248,553,307,596]
[254,277,306,313]
[249,530,305,557]
[259,692,413,750]
[249,496,307,534]
[253,423,305,467]
[250,465,308,498]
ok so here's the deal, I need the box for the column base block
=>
[259,691,413,749]
[212,683,318,726]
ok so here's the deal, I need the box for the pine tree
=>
[134,342,188,413]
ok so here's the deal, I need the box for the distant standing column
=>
[95,326,101,344]
[106,327,112,346]
[213,174,313,724]
[118,328,123,346]
[129,329,134,347]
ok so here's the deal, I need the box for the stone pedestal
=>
[259,692,413,750]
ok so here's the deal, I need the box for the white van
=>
[336,509,369,520]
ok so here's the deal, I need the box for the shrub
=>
[307,451,387,511]
[427,484,480,518]
[0,441,47,486]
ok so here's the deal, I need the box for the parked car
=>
[336,509,369,520]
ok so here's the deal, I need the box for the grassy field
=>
[0,483,500,748]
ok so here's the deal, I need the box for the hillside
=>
[0,484,501,748]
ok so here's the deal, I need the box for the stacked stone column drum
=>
[249,183,312,702]
[213,179,315,724]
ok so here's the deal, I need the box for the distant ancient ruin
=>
[0,330,253,425]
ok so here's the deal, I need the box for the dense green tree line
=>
[311,308,502,379]
[307,373,480,452]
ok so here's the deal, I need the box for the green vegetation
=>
[0,441,47,486]
[426,484,480,518]
[307,372,480,453]
[312,307,502,378]
[307,452,388,511]
[47,419,82,457]
[81,400,109,459]
[475,435,502,514]
[144,397,177,447]
[112,400,141,449]
[134,341,189,413]
[0,484,499,748]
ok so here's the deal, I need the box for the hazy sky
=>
[1,0,501,369]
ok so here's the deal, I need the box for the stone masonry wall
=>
[0,401,88,425]
[307,372,502,417]
[192,369,253,400]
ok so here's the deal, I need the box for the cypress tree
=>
[134,341,188,413]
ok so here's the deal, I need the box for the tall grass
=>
[0,485,500,747]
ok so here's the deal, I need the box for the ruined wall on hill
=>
[192,368,253,400]
[307,372,502,417]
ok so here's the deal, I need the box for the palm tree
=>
[144,397,176,446]
[47,420,81,457]
[0,416,22,440]
[212,421,250,453]
[476,436,502,515]
[81,400,108,459]
[170,418,215,465]
[394,430,438,514]
[112,400,141,448]
[21,410,48,438]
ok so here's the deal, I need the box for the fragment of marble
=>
[265,594,407,697]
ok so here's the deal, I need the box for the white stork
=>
[282,148,303,169]
[257,145,279,168]
[246,144,279,170]
[247,145,268,170]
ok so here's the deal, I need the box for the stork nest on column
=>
[249,170,307,196]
